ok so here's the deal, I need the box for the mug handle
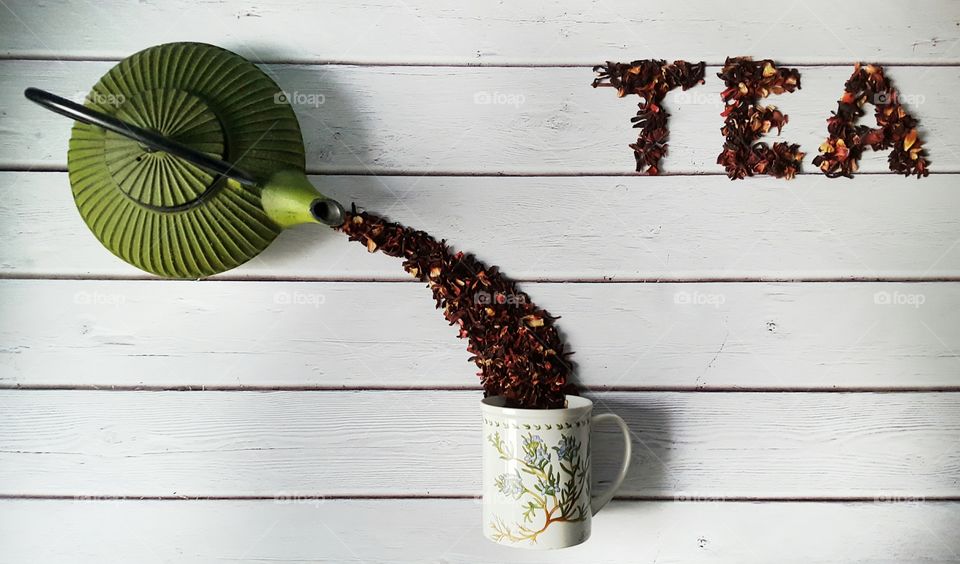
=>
[590,413,632,515]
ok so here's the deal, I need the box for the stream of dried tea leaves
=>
[338,206,576,409]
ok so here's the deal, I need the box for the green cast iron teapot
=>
[25,42,345,279]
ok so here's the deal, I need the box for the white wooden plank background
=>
[3,172,960,280]
[1,0,959,562]
[1,0,958,65]
[1,390,958,497]
[2,280,958,389]
[2,500,959,564]
[3,63,958,174]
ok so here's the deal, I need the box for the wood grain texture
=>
[3,172,960,280]
[2,3,959,559]
[2,280,959,389]
[2,499,959,564]
[4,62,958,174]
[1,390,957,497]
[1,0,958,65]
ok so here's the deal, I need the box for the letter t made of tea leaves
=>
[592,60,706,175]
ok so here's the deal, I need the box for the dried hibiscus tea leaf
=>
[716,57,804,180]
[592,59,706,175]
[337,205,576,410]
[812,63,930,179]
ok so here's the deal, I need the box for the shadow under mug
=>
[481,395,631,549]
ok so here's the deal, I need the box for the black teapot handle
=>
[24,87,258,187]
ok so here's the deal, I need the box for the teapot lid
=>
[67,42,305,278]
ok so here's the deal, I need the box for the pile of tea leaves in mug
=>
[338,206,575,409]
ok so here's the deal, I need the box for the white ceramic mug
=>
[481,395,632,549]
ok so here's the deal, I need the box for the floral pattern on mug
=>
[495,471,525,499]
[522,434,550,468]
[487,431,590,544]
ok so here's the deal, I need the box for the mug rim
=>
[481,394,592,419]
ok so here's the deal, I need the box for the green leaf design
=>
[487,431,588,544]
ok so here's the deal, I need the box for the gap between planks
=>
[2,55,960,67]
[1,494,958,502]
[3,164,958,177]
[3,274,960,283]
[2,385,960,393]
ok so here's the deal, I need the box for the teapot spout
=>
[260,170,345,228]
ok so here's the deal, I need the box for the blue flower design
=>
[553,434,578,463]
[522,434,549,467]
